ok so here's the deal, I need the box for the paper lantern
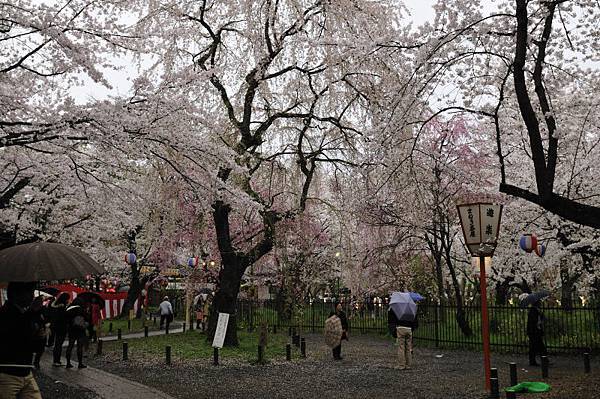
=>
[534,244,546,257]
[519,234,537,253]
[124,252,137,265]
[188,256,199,267]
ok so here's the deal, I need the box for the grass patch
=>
[99,330,299,363]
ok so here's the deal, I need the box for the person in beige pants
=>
[396,326,413,369]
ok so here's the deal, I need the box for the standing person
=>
[50,292,70,366]
[332,302,349,360]
[193,294,204,330]
[0,282,43,399]
[159,296,173,330]
[29,296,48,369]
[388,306,418,370]
[88,302,102,343]
[527,300,548,366]
[202,294,212,331]
[65,297,89,369]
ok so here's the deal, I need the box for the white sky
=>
[69,1,438,104]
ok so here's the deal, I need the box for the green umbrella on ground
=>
[505,382,551,393]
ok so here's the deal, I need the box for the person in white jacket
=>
[159,297,173,330]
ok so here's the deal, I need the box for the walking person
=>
[388,306,418,370]
[194,294,204,330]
[0,282,43,399]
[65,297,89,369]
[159,296,174,330]
[527,300,548,366]
[50,292,70,366]
[29,296,48,369]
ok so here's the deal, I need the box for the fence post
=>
[117,328,122,340]
[301,337,306,358]
[273,324,277,335]
[108,322,113,333]
[434,303,440,348]
[312,306,316,333]
[122,342,128,361]
[286,344,291,361]
[213,347,219,366]
[541,356,549,378]
[144,326,148,338]
[509,362,517,385]
[165,345,171,365]
[96,339,103,356]
[258,345,264,364]
[584,353,591,373]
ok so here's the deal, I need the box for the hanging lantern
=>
[124,252,137,265]
[534,243,546,257]
[519,234,537,253]
[188,256,199,268]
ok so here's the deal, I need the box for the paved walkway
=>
[40,324,186,399]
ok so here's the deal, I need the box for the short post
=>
[509,362,518,386]
[127,319,131,332]
[293,334,300,347]
[490,368,499,399]
[144,326,149,338]
[584,352,591,373]
[96,339,103,356]
[213,347,219,366]
[506,391,516,399]
[541,356,549,378]
[165,345,171,365]
[301,337,306,358]
[258,345,264,364]
[288,326,292,337]
[273,324,277,335]
[153,316,156,325]
[108,322,113,333]
[122,341,128,361]
[286,343,291,361]
[117,328,122,340]
[183,323,186,333]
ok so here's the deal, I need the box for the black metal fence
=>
[236,300,600,354]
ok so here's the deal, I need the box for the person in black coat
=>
[65,297,89,369]
[527,300,548,366]
[331,302,349,360]
[50,292,70,366]
[0,282,42,399]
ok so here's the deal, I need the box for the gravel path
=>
[87,333,599,399]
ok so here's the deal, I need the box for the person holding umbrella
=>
[388,292,418,370]
[65,297,89,369]
[0,282,42,399]
[522,292,549,366]
[50,292,70,366]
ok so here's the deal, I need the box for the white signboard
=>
[212,312,230,349]
[457,203,503,256]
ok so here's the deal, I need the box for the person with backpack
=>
[65,297,89,369]
[159,296,174,330]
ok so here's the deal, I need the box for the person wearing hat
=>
[0,282,42,399]
[159,296,174,330]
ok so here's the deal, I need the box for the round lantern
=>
[188,256,199,268]
[124,252,137,265]
[534,243,546,257]
[519,234,538,253]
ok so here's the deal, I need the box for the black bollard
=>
[288,326,292,337]
[506,391,516,399]
[213,347,219,366]
[293,335,300,347]
[166,323,169,335]
[108,322,113,333]
[144,326,149,338]
[273,325,277,335]
[541,356,549,378]
[584,353,591,373]
[122,342,128,361]
[490,367,498,379]
[286,344,291,361]
[183,323,186,333]
[166,345,171,365]
[127,319,131,332]
[189,319,194,331]
[509,362,518,386]
[258,345,264,364]
[301,338,306,358]
[96,339,103,356]
[153,316,156,325]
[117,328,122,340]
[490,377,499,399]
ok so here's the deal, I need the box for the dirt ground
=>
[87,333,599,399]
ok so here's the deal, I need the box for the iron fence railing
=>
[234,300,600,354]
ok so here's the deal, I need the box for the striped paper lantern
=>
[534,244,546,257]
[519,234,538,253]
[188,256,199,268]
[124,252,137,265]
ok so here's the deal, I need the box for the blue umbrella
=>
[519,290,550,308]
[389,292,417,321]
[409,292,424,302]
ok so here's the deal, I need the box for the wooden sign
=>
[212,312,230,349]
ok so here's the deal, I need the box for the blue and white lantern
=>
[519,234,537,253]
[124,252,137,265]
[188,256,199,268]
[534,244,546,257]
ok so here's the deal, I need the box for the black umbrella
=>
[39,286,60,296]
[77,291,105,306]
[0,242,105,282]
[520,290,550,308]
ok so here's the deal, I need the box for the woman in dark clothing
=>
[50,293,70,366]
[527,300,548,366]
[65,298,89,369]
[332,302,349,360]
